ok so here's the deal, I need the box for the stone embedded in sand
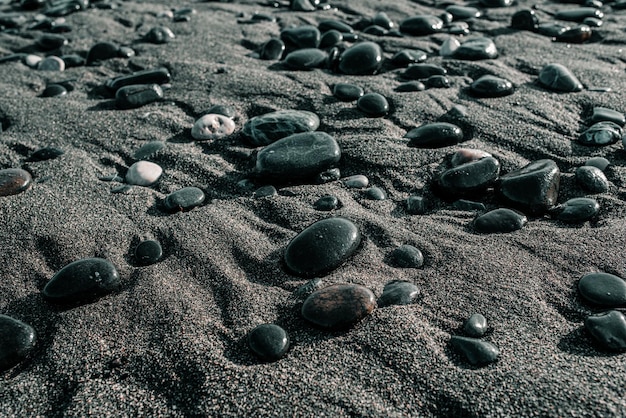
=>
[256,132,340,181]
[126,161,162,186]
[145,26,175,44]
[590,107,625,126]
[395,82,426,92]
[284,217,361,277]
[357,93,389,117]
[36,34,67,50]
[333,83,364,102]
[285,48,327,70]
[105,67,171,92]
[319,30,343,49]
[281,25,320,49]
[337,42,383,75]
[497,159,560,214]
[191,114,236,140]
[391,49,427,67]
[0,168,32,197]
[253,185,277,198]
[406,195,427,214]
[556,25,592,43]
[403,63,446,80]
[578,273,626,307]
[453,199,485,211]
[470,75,514,97]
[481,0,513,6]
[555,7,603,22]
[37,56,64,71]
[554,197,600,222]
[314,195,340,211]
[575,166,609,193]
[318,19,354,34]
[450,149,492,167]
[585,310,626,351]
[391,245,424,268]
[425,75,450,88]
[135,239,163,266]
[27,147,64,162]
[164,186,205,212]
[41,84,67,98]
[450,336,499,365]
[538,64,583,93]
[301,283,376,329]
[115,84,163,109]
[43,258,120,303]
[134,141,165,160]
[248,324,290,362]
[259,38,285,60]
[440,37,460,57]
[436,157,501,197]
[365,186,386,200]
[578,122,622,146]
[453,38,498,60]
[377,280,420,308]
[0,314,36,372]
[406,122,463,148]
[343,174,369,189]
[86,41,120,65]
[473,208,527,233]
[446,5,481,20]
[243,110,320,146]
[585,157,610,171]
[464,314,488,337]
[400,15,444,36]
[511,9,539,31]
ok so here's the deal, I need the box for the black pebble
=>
[254,185,278,198]
[42,258,120,303]
[281,25,320,49]
[27,147,64,162]
[511,10,538,31]
[0,314,36,372]
[36,34,67,51]
[395,82,426,92]
[357,93,389,117]
[436,157,500,198]
[497,159,560,214]
[144,26,175,44]
[206,104,236,119]
[284,48,327,70]
[576,166,609,193]
[333,83,364,102]
[403,64,446,80]
[470,75,514,97]
[134,141,165,160]
[248,324,290,362]
[318,19,353,34]
[425,75,450,88]
[135,240,163,266]
[319,30,342,49]
[400,15,444,36]
[314,195,340,211]
[406,122,463,148]
[377,280,420,307]
[164,187,205,212]
[86,41,120,65]
[473,208,527,233]
[365,186,386,200]
[391,245,424,268]
[406,195,427,214]
[260,38,285,60]
[115,84,163,109]
[450,336,499,366]
[41,84,67,98]
[105,67,171,92]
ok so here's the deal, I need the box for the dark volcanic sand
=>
[2,0,626,416]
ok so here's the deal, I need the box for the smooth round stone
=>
[578,122,622,146]
[105,67,171,92]
[126,161,162,186]
[86,42,119,65]
[583,17,602,27]
[23,54,42,68]
[316,168,341,184]
[0,168,32,197]
[511,9,539,31]
[425,75,449,88]
[440,37,460,57]
[115,84,163,110]
[365,186,386,200]
[585,157,610,171]
[400,15,444,36]
[135,240,162,265]
[357,93,389,117]
[281,25,320,49]
[406,195,427,214]
[470,75,514,97]
[163,186,205,212]
[406,122,463,148]
[590,107,625,126]
[451,149,492,167]
[243,110,319,146]
[555,7,603,22]
[436,157,500,197]
[319,30,343,49]
[579,272,626,306]
[377,280,419,308]
[37,56,65,71]
[403,64,446,80]
[253,185,277,198]
[256,132,340,181]
[538,64,583,92]
[284,217,361,277]
[391,49,427,67]
[36,34,67,50]
[337,42,383,75]
[473,208,527,233]
[285,48,327,70]
[27,146,64,162]
[453,38,498,60]
[554,197,599,222]
[497,159,560,214]
[576,166,609,193]
[314,195,339,211]
[343,174,368,189]
[395,82,426,92]
[450,336,499,366]
[537,23,570,38]
[41,84,67,98]
[391,244,424,268]
[145,26,175,44]
[585,310,626,350]
[43,258,120,303]
[0,315,36,372]
[259,38,285,60]
[333,83,363,102]
[464,314,487,337]
[556,25,592,43]
[373,12,394,29]
[134,141,165,160]
[446,5,481,20]
[248,324,289,362]
[191,114,236,140]
[453,199,485,211]
[301,283,375,329]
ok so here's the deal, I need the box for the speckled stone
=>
[538,64,583,92]
[248,324,290,362]
[338,42,383,75]
[578,122,622,146]
[333,83,364,102]
[400,15,444,36]
[436,157,500,197]
[26,147,64,162]
[126,161,162,186]
[377,280,419,307]
[464,314,488,337]
[284,217,361,277]
[470,75,514,97]
[163,187,205,212]
[115,84,163,109]
[497,159,560,214]
[301,283,376,329]
[0,168,32,197]
[453,37,498,60]
[391,244,424,268]
[473,208,527,233]
[0,315,36,372]
[450,336,499,365]
[391,49,427,67]
[260,38,285,60]
[357,93,389,117]
[314,195,340,211]
[576,166,609,193]
[243,110,320,146]
[135,240,163,266]
[42,258,120,303]
[579,273,626,307]
[554,197,600,222]
[343,174,369,189]
[365,186,386,200]
[285,48,327,70]
[406,122,463,148]
[192,114,236,140]
[590,107,625,126]
[585,310,626,350]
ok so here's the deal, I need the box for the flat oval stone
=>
[281,25,320,49]
[391,244,424,268]
[115,84,163,110]
[406,195,427,214]
[470,75,514,97]
[86,41,120,65]
[473,208,527,233]
[135,239,162,265]
[450,336,499,365]
[406,122,463,148]
[314,195,340,211]
[163,186,205,212]
[436,157,500,197]
[395,82,426,92]
[590,107,625,126]
[556,25,592,43]
[538,64,583,92]
[284,217,360,277]
[585,310,626,350]
[243,110,320,146]
[43,258,120,303]
[464,313,488,337]
[365,186,386,200]
[105,67,171,92]
[497,159,560,214]
[391,49,428,67]
[555,7,603,22]
[446,5,481,20]
[126,161,162,186]
[511,9,539,31]
[37,56,65,71]
[248,324,289,362]
[145,26,175,44]
[357,93,389,117]
[301,283,375,329]
[403,64,446,80]
[579,272,626,306]
[134,141,165,160]
[425,75,450,88]
[554,197,599,222]
[319,30,343,49]
[253,185,277,198]
[27,146,64,162]
[537,23,570,38]
[377,280,420,307]
[319,20,353,34]
[578,121,622,146]
[192,114,236,140]
[285,48,327,70]
[343,174,368,188]
[41,84,67,98]
[453,38,498,60]
[337,42,383,75]
[585,157,610,171]
[0,315,36,372]
[260,38,285,60]
[576,166,609,193]
[36,34,67,50]
[452,199,485,211]
[333,83,363,101]
[0,168,32,196]
[400,15,444,36]
[451,149,492,167]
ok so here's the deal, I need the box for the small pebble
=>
[243,110,319,146]
[497,159,560,214]
[86,41,119,65]
[400,15,444,36]
[191,114,236,140]
[319,30,343,49]
[473,208,527,233]
[464,314,488,337]
[403,64,446,80]
[316,168,341,184]
[470,75,514,97]
[284,48,327,70]
[115,84,163,110]
[43,258,120,303]
[23,54,42,68]
[555,7,603,22]
[436,157,500,197]
[585,310,626,351]
[453,38,498,60]
[406,195,427,214]
[537,23,570,38]
[253,185,277,198]
[584,157,610,171]
[590,107,625,126]
[395,82,426,92]
[0,315,36,372]
[391,49,428,67]
[163,186,205,212]
[135,240,163,266]
[452,199,485,211]
[555,25,592,43]
[26,147,64,162]
[576,166,609,193]
[134,141,165,160]
[365,186,386,200]
[0,168,32,197]
[259,38,285,60]
[36,34,67,50]
[440,37,460,57]
[293,278,324,300]
[125,161,162,186]
[377,280,420,307]
[357,93,389,117]
[248,324,290,362]
[338,42,383,75]
[105,67,171,92]
[41,84,67,98]
[425,75,450,88]
[579,272,626,307]
[144,26,175,44]
[314,195,339,211]
[318,20,354,34]
[538,63,583,92]
[333,83,364,102]
[578,122,622,146]
[446,5,481,20]
[390,244,424,268]
[451,149,492,167]
[450,336,499,366]
[343,174,369,189]
[37,56,65,71]
[373,11,394,29]
[554,197,600,222]
[301,283,376,329]
[406,122,463,148]
[281,25,320,49]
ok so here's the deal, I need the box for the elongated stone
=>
[446,5,481,20]
[450,336,499,365]
[281,25,320,49]
[554,197,599,222]
[391,49,427,67]
[248,324,289,362]
[314,195,340,211]
[436,157,500,197]
[301,283,375,329]
[284,217,360,277]
[400,15,444,36]
[163,187,205,212]
[243,110,319,146]
[285,48,327,70]
[343,174,368,188]
[579,272,626,307]
[27,147,64,162]
[403,64,446,80]
[41,84,67,98]
[470,75,514,97]
[585,157,610,171]
[537,23,570,38]
[0,315,36,372]
[406,122,463,148]
[134,141,165,160]
[590,107,625,126]
[452,199,485,211]
[43,258,120,303]
[105,67,171,92]
[191,114,236,140]
[0,168,32,197]
[260,38,285,60]
[333,83,363,101]
[556,25,592,43]
[585,310,626,350]
[473,208,527,233]
[453,37,498,60]
[338,42,383,75]
[377,280,419,307]
[578,122,622,146]
[115,84,163,109]
[126,161,162,186]
[576,166,609,193]
[464,314,488,337]
[538,64,583,92]
[425,75,450,88]
[395,82,426,92]
[555,7,603,22]
[497,159,560,214]
[318,20,354,34]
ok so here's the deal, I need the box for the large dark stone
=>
[553,197,600,223]
[163,187,205,212]
[337,42,383,75]
[470,75,514,97]
[406,122,463,148]
[43,258,120,303]
[301,283,376,329]
[497,159,560,214]
[247,324,290,362]
[243,110,320,147]
[473,208,527,233]
[585,310,626,351]
[538,64,583,92]
[400,15,444,36]
[115,84,163,109]
[0,315,36,372]
[281,25,320,49]
[578,122,622,146]
[578,273,626,307]
[450,336,499,365]
[105,68,171,92]
[436,157,500,197]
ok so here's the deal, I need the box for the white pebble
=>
[191,113,236,140]
[440,37,460,57]
[125,161,163,186]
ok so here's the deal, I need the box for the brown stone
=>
[0,168,32,197]
[301,283,376,329]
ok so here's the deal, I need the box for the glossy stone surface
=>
[579,273,626,307]
[537,23,570,38]
[135,240,163,266]
[333,83,363,102]
[400,15,444,36]
[555,7,603,22]
[390,244,424,268]
[578,122,622,146]
[0,168,32,197]
[365,186,386,200]
[243,110,320,146]
[436,157,500,197]
[319,30,343,49]
[105,67,171,92]
[403,64,446,80]
[248,324,289,362]
[192,114,236,140]
[391,49,427,67]
[452,199,485,211]
[86,41,119,65]
[377,280,420,308]
[284,217,360,277]
[338,42,383,75]
[343,174,368,188]
[41,84,67,98]
[260,38,285,60]
[145,26,175,44]
[126,161,162,186]
[585,157,610,171]
[554,197,600,222]
[285,48,327,70]
[395,82,426,92]
[556,25,592,43]
[115,84,163,110]
[163,187,205,212]
[43,258,120,303]
[446,5,481,20]
[454,38,498,60]
[425,75,450,88]
[464,314,488,337]
[134,141,165,160]
[450,149,492,167]
[256,132,340,181]
[576,166,609,193]
[440,37,460,57]
[281,25,320,49]
[590,107,625,126]
[473,208,527,233]
[511,9,539,31]
[585,310,626,350]
[314,195,340,211]
[450,336,499,366]
[497,159,560,214]
[37,34,67,50]
[357,93,389,117]
[316,168,341,184]
[301,283,376,329]
[27,147,64,162]
[0,315,36,372]
[538,64,583,92]
[406,122,463,148]
[470,75,514,97]
[318,20,353,33]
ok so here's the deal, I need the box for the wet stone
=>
[145,26,175,44]
[243,110,319,147]
[447,22,470,36]
[284,217,361,277]
[260,38,285,60]
[538,63,583,92]
[391,49,428,67]
[357,93,389,117]
[134,141,165,160]
[0,168,32,197]
[554,197,599,222]
[333,83,363,102]
[450,336,499,366]
[248,324,289,362]
[406,122,463,148]
[497,159,560,214]
[464,313,488,337]
[403,64,446,80]
[43,258,120,303]
[555,25,592,43]
[163,186,205,212]
[451,149,492,167]
[365,187,386,200]
[314,195,340,211]
[362,25,387,36]
[291,0,315,11]
[578,272,626,307]
[583,17,602,27]
[377,280,419,308]
[0,315,36,372]
[436,157,500,197]
[440,37,460,57]
[473,208,527,233]
[391,244,424,268]
[192,114,236,140]
[406,195,427,214]
[105,67,171,92]
[446,5,481,20]
[342,33,359,42]
[135,240,162,266]
[470,75,514,97]
[37,56,65,71]
[343,174,369,189]
[27,147,64,162]
[86,41,119,65]
[285,48,327,70]
[373,12,394,30]
[590,107,625,126]
[338,42,383,75]
[555,7,603,22]
[281,25,320,49]
[453,38,498,60]
[576,166,609,193]
[115,84,163,110]
[126,161,162,186]
[319,30,342,49]
[301,283,376,329]
[481,0,513,6]
[578,122,622,146]
[318,20,353,34]
[400,15,444,36]
[453,199,485,211]
[41,84,67,98]
[253,185,277,198]
[585,157,610,171]
[585,310,626,350]
[395,82,426,92]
